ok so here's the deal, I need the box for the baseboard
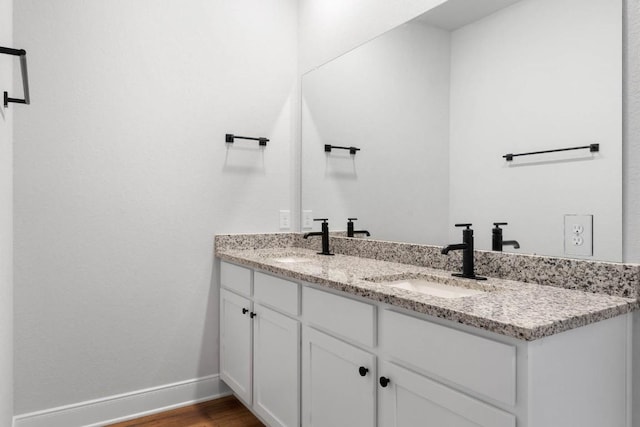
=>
[13,374,231,427]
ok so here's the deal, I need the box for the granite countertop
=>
[216,246,638,341]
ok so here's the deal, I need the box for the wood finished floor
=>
[106,395,264,427]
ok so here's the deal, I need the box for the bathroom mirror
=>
[301,0,622,262]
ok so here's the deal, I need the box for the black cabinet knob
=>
[250,312,257,318]
[379,377,390,387]
[242,308,249,315]
[358,366,369,377]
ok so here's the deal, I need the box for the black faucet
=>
[441,223,486,280]
[347,218,370,238]
[492,222,520,251]
[303,218,334,255]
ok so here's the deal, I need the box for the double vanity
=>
[216,233,639,427]
[217,0,633,424]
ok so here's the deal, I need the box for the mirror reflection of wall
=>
[301,0,622,262]
[302,21,451,245]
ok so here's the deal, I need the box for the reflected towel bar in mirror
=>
[503,144,599,161]
[1,46,30,107]
[325,144,360,155]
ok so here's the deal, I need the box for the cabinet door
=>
[220,289,252,404]
[253,304,300,427]
[302,327,375,427]
[379,361,515,427]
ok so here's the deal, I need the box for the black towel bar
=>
[225,134,268,146]
[324,144,360,155]
[503,144,599,161]
[1,46,30,107]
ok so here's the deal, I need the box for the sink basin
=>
[365,273,496,299]
[271,256,313,264]
[386,278,486,298]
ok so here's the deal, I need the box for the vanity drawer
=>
[254,272,299,316]
[303,286,376,348]
[220,262,252,296]
[380,309,516,406]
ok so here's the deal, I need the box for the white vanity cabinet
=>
[378,361,515,427]
[302,327,376,427]
[220,288,253,403]
[301,286,377,427]
[379,309,516,406]
[219,261,632,427]
[378,309,516,427]
[219,261,254,404]
[219,262,301,427]
[376,306,629,427]
[253,303,300,427]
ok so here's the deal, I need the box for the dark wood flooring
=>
[106,395,264,427]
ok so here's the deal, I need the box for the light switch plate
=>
[564,214,593,257]
[302,210,313,229]
[279,210,291,230]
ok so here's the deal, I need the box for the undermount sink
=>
[386,278,486,298]
[365,273,495,299]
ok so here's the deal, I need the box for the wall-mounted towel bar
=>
[324,144,360,155]
[503,143,599,161]
[1,46,30,107]
[225,133,268,146]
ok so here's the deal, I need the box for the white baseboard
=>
[13,374,231,427]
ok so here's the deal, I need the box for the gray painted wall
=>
[623,1,639,423]
[13,0,297,414]
[624,0,640,264]
[0,0,13,424]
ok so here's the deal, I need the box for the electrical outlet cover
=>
[279,210,291,230]
[564,214,593,257]
[302,210,313,229]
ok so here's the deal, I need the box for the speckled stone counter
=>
[216,232,640,299]
[215,235,639,341]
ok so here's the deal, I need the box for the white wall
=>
[624,2,640,425]
[624,0,640,265]
[299,0,449,73]
[301,20,450,244]
[0,0,13,424]
[449,0,622,261]
[13,0,297,415]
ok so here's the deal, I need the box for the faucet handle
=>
[493,222,508,228]
[313,218,329,223]
[347,217,358,222]
[455,223,472,229]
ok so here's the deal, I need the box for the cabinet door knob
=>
[379,377,390,387]
[250,312,257,318]
[358,366,369,377]
[242,308,249,315]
